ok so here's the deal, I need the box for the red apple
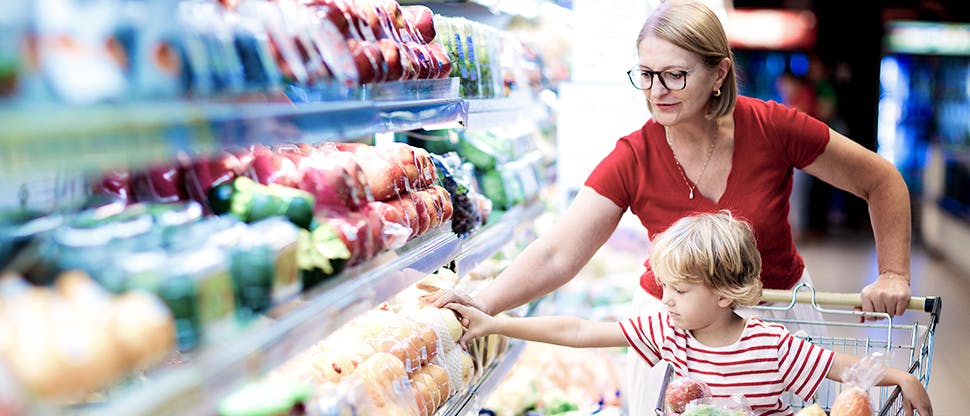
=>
[402,5,436,44]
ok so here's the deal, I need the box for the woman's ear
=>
[715,57,731,86]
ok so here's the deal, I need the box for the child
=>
[446,211,932,416]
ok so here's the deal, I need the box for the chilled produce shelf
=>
[60,195,544,416]
[0,78,548,178]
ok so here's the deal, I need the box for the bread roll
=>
[352,352,408,408]
[830,387,871,416]
[111,290,176,370]
[797,404,828,416]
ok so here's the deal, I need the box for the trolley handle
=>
[761,287,942,323]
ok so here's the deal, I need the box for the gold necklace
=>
[664,126,717,200]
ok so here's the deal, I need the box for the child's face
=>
[659,279,729,330]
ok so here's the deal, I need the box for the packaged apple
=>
[664,376,712,414]
[305,6,359,88]
[181,151,246,215]
[130,154,191,204]
[241,0,309,86]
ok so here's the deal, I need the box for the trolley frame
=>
[654,283,941,416]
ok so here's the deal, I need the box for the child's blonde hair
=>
[651,210,763,307]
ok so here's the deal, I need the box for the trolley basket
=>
[654,283,941,416]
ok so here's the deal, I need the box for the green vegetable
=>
[215,177,315,230]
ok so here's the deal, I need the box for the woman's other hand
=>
[859,271,911,321]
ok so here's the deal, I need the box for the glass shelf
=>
[0,79,466,176]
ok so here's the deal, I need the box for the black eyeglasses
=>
[626,67,693,90]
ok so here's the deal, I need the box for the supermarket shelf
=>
[70,197,546,416]
[84,225,461,416]
[0,77,550,176]
[439,339,527,416]
[0,79,465,176]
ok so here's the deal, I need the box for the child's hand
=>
[444,302,493,350]
[899,373,932,416]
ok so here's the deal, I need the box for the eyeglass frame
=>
[626,66,695,91]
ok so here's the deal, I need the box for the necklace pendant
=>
[689,188,695,199]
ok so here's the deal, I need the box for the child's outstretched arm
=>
[445,303,627,350]
[827,353,933,416]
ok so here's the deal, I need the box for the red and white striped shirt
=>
[619,312,834,415]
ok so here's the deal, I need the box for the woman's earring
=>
[713,88,721,97]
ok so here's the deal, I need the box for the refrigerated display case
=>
[878,20,970,276]
[0,1,562,414]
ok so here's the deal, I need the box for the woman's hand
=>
[444,302,494,350]
[859,271,911,320]
[421,289,489,314]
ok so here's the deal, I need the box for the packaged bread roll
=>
[111,290,176,370]
[830,387,871,416]
[352,352,409,408]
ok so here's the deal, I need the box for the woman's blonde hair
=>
[637,0,738,119]
[651,210,762,308]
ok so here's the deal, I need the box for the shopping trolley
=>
[655,283,941,415]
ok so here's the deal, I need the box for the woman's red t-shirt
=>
[584,96,830,299]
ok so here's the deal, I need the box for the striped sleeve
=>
[618,313,664,366]
[778,331,835,400]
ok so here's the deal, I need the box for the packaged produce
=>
[230,217,301,319]
[665,376,712,414]
[297,223,351,290]
[680,394,752,416]
[162,247,236,350]
[209,176,315,230]
[796,404,828,416]
[218,380,311,416]
[830,352,886,416]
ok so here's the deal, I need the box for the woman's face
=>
[636,35,716,126]
[659,279,726,330]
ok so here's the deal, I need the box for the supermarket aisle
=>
[797,233,970,415]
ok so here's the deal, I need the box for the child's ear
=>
[716,295,734,308]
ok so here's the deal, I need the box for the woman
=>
[426,0,913,412]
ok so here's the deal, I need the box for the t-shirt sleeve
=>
[777,331,835,400]
[764,100,831,169]
[584,136,639,209]
[618,313,664,367]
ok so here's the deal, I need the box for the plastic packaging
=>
[664,376,712,414]
[830,352,887,416]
